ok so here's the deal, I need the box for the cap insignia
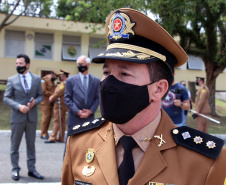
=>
[108,11,136,41]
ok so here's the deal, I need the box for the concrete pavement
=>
[0,130,64,184]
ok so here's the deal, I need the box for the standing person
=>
[61,8,226,185]
[180,80,192,126]
[40,70,58,139]
[193,77,211,133]
[64,55,100,131]
[45,69,70,143]
[162,73,190,127]
[3,54,44,181]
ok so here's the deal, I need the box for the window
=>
[89,38,107,60]
[62,35,81,61]
[5,30,25,57]
[187,55,204,70]
[35,33,53,59]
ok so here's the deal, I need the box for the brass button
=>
[173,129,179,134]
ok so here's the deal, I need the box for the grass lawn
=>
[0,97,226,134]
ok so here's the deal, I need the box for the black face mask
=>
[78,65,88,73]
[16,65,27,74]
[195,81,199,86]
[100,75,155,124]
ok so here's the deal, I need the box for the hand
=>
[49,97,53,103]
[82,109,93,117]
[192,113,198,119]
[19,105,30,114]
[27,98,36,109]
[174,99,182,107]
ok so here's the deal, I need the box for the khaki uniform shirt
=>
[62,109,226,185]
[195,84,211,114]
[40,75,55,105]
[49,81,67,111]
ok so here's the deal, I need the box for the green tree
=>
[0,0,54,32]
[149,0,226,116]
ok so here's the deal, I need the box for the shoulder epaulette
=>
[171,126,224,159]
[68,117,106,136]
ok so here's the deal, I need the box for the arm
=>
[34,77,43,105]
[174,88,190,110]
[61,136,74,185]
[42,79,54,97]
[50,84,65,102]
[89,79,100,114]
[196,88,208,113]
[64,78,80,115]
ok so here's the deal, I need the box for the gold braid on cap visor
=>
[106,43,166,62]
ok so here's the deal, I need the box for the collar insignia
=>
[154,134,166,147]
[108,11,136,41]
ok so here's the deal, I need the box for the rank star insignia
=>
[108,11,136,41]
[206,141,216,149]
[194,136,203,144]
[86,148,95,163]
[82,165,95,177]
[73,125,80,130]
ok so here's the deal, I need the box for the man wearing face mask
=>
[64,55,100,131]
[192,77,211,133]
[40,70,59,139]
[3,54,44,181]
[62,9,226,185]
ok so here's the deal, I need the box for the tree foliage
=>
[0,0,54,31]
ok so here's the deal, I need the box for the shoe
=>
[40,135,49,139]
[45,140,55,143]
[28,170,44,179]
[12,170,20,181]
[56,140,64,143]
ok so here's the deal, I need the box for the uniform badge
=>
[108,11,136,41]
[149,182,164,185]
[182,132,191,140]
[86,148,95,163]
[193,136,203,144]
[82,165,95,177]
[206,141,216,149]
[73,125,80,130]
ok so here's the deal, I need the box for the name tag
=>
[75,180,92,185]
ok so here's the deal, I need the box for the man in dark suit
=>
[64,55,100,130]
[3,54,44,181]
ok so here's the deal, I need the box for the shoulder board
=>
[171,126,224,159]
[68,117,106,136]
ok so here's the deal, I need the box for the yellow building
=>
[0,13,225,91]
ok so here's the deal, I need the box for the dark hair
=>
[17,54,30,64]
[147,60,174,99]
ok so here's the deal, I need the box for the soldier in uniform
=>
[193,77,211,133]
[40,70,58,139]
[62,8,226,185]
[45,69,70,143]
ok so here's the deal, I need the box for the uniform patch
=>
[201,89,206,93]
[60,85,64,89]
[75,180,92,185]
[171,126,224,159]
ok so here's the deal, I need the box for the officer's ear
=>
[148,79,168,102]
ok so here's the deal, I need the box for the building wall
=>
[0,14,225,91]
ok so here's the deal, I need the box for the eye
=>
[121,72,129,76]
[103,71,110,76]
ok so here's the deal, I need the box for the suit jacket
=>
[3,73,43,123]
[62,110,226,185]
[64,74,100,129]
[195,84,211,114]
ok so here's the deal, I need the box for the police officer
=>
[45,69,70,143]
[193,77,211,133]
[62,8,226,185]
[40,70,58,139]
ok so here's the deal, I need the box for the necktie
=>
[83,75,88,104]
[23,75,29,94]
[118,136,137,185]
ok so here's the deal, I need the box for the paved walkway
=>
[0,130,64,184]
